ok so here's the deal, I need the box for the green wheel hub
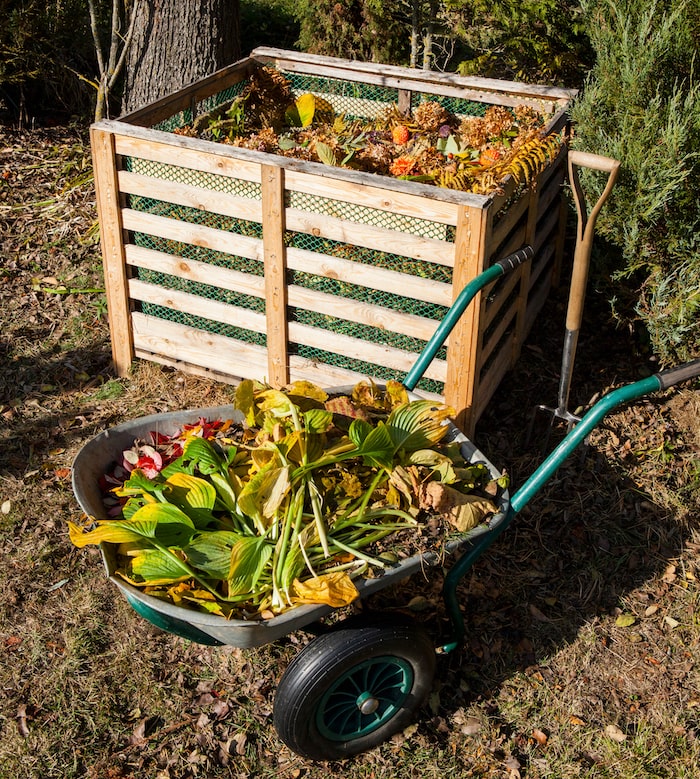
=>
[316,656,414,741]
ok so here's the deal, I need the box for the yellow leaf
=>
[615,613,636,627]
[295,93,316,127]
[292,571,359,608]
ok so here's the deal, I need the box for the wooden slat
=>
[122,209,264,259]
[101,119,490,208]
[125,244,264,296]
[114,134,263,184]
[284,169,459,225]
[129,279,267,334]
[118,170,263,222]
[287,323,447,383]
[490,188,529,250]
[483,270,521,330]
[251,47,576,106]
[262,165,289,386]
[533,204,561,255]
[474,341,514,420]
[285,206,454,266]
[479,296,518,367]
[131,313,269,380]
[287,356,443,401]
[120,55,256,127]
[91,126,133,376]
[286,246,452,307]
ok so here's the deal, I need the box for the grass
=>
[1,124,699,779]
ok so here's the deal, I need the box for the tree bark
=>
[122,0,241,115]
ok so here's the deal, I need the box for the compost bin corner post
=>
[90,123,135,377]
[445,203,490,437]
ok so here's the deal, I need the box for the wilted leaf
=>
[234,379,258,426]
[604,724,627,742]
[386,400,454,452]
[531,728,548,746]
[292,571,359,607]
[315,141,337,166]
[418,481,495,532]
[615,613,637,627]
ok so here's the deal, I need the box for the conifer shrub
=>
[570,0,700,363]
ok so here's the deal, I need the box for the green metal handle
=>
[404,245,534,390]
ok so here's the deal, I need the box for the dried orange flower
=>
[390,155,418,176]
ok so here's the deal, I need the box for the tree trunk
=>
[122,0,241,115]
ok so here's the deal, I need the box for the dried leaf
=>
[531,728,548,746]
[16,704,30,737]
[418,481,495,532]
[615,613,637,627]
[604,724,627,742]
[292,571,359,607]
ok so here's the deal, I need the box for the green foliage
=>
[241,0,300,51]
[446,0,594,85]
[571,0,700,362]
[295,0,407,63]
[0,0,95,121]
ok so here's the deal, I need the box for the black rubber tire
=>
[273,614,436,761]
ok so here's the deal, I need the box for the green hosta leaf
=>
[68,503,195,548]
[303,408,333,434]
[355,423,395,469]
[348,418,373,448]
[129,547,192,584]
[184,531,241,579]
[114,468,165,498]
[182,437,225,475]
[209,472,238,512]
[386,400,452,452]
[163,472,217,529]
[228,536,274,596]
[165,472,216,510]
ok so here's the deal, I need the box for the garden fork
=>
[529,150,620,441]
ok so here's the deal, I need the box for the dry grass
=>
[0,125,698,779]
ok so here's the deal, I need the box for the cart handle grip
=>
[404,245,534,390]
[655,358,700,390]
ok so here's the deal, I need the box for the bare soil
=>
[1,125,698,779]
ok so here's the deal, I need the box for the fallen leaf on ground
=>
[604,724,626,742]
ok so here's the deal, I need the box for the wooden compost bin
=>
[91,47,575,435]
